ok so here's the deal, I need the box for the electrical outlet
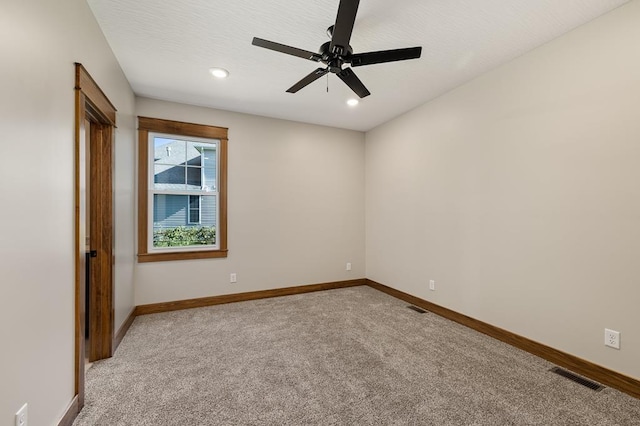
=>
[604,329,620,349]
[15,403,27,426]
[429,279,435,291]
[346,262,352,271]
[230,273,237,283]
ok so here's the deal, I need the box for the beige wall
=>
[0,0,136,424]
[135,98,366,305]
[2,0,638,423]
[366,1,640,379]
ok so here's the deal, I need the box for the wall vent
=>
[550,367,605,391]
[407,305,427,314]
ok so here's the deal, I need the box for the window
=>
[138,117,228,262]
[188,195,201,224]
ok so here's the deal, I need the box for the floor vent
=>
[550,367,605,391]
[407,305,427,314]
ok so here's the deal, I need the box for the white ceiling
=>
[87,0,628,131]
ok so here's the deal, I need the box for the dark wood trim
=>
[57,396,79,426]
[366,279,640,400]
[218,138,228,253]
[88,122,114,361]
[75,63,116,126]
[135,279,366,316]
[137,249,229,263]
[74,63,117,411]
[138,116,228,139]
[74,85,86,409]
[114,308,136,351]
[137,125,149,260]
[137,117,229,262]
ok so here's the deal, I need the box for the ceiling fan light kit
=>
[252,0,422,99]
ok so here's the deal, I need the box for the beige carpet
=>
[74,286,640,425]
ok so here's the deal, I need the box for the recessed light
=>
[347,98,359,106]
[209,67,229,79]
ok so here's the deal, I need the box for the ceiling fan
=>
[252,0,422,98]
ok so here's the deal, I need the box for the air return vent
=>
[407,305,427,314]
[550,367,605,391]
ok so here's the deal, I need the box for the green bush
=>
[153,226,216,247]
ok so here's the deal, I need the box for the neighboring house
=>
[153,138,217,230]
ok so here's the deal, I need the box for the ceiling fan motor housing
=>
[319,41,353,73]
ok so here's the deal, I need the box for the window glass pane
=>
[186,167,202,189]
[153,140,216,191]
[186,142,203,166]
[154,137,185,166]
[154,164,186,189]
[153,194,186,226]
[202,148,217,191]
[186,157,202,166]
[153,194,216,248]
[189,209,199,223]
[200,194,217,226]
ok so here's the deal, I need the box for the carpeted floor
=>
[74,286,640,425]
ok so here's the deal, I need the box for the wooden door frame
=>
[74,63,117,407]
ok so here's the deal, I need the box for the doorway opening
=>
[74,63,117,408]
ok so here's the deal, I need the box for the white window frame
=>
[147,132,219,253]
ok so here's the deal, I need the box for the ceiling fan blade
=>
[329,0,360,56]
[350,46,422,67]
[252,37,321,61]
[286,68,329,93]
[337,67,370,98]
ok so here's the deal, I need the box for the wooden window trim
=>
[137,116,228,262]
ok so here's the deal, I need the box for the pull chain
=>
[326,72,329,93]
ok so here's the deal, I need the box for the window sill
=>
[137,249,228,263]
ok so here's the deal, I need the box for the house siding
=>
[201,195,217,226]
[154,194,216,229]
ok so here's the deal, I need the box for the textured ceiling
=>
[87,0,628,131]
